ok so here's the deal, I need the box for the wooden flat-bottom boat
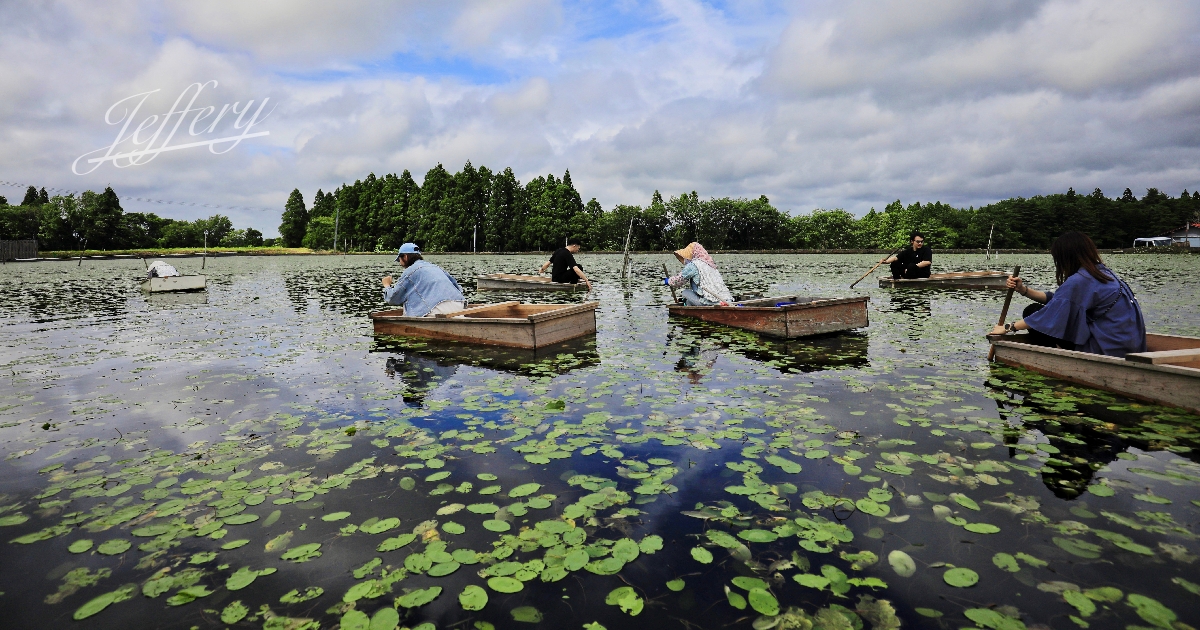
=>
[879,270,1008,290]
[476,273,585,291]
[668,295,869,339]
[370,301,599,349]
[140,275,207,293]
[989,333,1200,413]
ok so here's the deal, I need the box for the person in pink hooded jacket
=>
[665,242,734,306]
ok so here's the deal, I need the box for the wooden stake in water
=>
[988,265,1022,362]
[621,217,634,278]
[986,223,994,260]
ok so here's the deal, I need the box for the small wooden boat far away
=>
[879,270,1008,290]
[476,273,586,292]
[989,333,1200,413]
[668,295,869,339]
[370,301,599,349]
[141,275,207,293]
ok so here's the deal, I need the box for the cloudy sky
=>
[2,0,1198,236]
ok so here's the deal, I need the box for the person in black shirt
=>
[883,232,932,279]
[538,239,592,290]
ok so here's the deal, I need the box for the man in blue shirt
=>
[381,243,465,317]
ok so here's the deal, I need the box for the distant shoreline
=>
[9,245,1194,262]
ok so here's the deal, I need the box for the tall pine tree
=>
[278,189,308,247]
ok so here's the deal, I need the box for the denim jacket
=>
[382,260,464,317]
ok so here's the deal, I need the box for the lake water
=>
[1,253,1198,630]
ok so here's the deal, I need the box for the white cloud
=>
[1,0,1198,237]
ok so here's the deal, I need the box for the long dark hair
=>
[1050,231,1110,285]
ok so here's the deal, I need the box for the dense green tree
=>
[278,189,308,247]
[20,186,38,206]
[38,187,49,205]
[302,216,335,250]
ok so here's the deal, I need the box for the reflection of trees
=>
[669,319,869,378]
[383,354,460,405]
[0,270,131,324]
[987,364,1200,499]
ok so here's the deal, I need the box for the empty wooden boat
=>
[878,271,1008,290]
[988,333,1200,413]
[668,295,869,339]
[370,301,599,349]
[476,273,586,291]
[140,275,207,293]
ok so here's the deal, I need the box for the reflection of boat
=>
[476,273,585,291]
[373,335,600,379]
[145,292,208,307]
[878,271,1007,290]
[140,275,207,293]
[989,333,1200,413]
[370,301,599,348]
[672,318,869,374]
[668,295,868,338]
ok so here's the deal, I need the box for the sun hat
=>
[673,243,695,262]
[395,243,420,261]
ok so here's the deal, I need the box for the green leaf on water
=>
[952,494,980,511]
[738,529,779,543]
[399,477,416,490]
[227,566,272,591]
[639,535,663,554]
[726,588,747,610]
[605,586,644,616]
[396,586,442,608]
[223,513,259,525]
[73,591,117,620]
[915,608,943,618]
[511,606,544,623]
[280,586,324,603]
[1173,577,1200,596]
[705,530,740,548]
[322,511,351,521]
[1127,594,1176,629]
[442,522,466,535]
[281,543,322,562]
[509,483,541,498]
[459,584,488,610]
[943,567,979,587]
[1016,552,1047,568]
[467,503,499,514]
[666,578,686,591]
[964,523,1000,534]
[221,600,249,624]
[856,499,890,517]
[370,607,399,630]
[0,514,29,527]
[965,607,1026,630]
[1064,590,1096,617]
[96,539,130,555]
[793,574,830,590]
[360,517,400,534]
[992,553,1019,572]
[221,539,250,550]
[377,533,416,552]
[428,561,460,577]
[1053,537,1102,559]
[487,577,523,593]
[887,550,916,577]
[482,519,511,532]
[1087,484,1115,497]
[340,610,369,630]
[1083,587,1122,602]
[68,539,93,553]
[425,471,451,482]
[565,548,590,571]
[1132,493,1171,505]
[166,585,212,606]
[748,588,779,616]
[766,455,802,473]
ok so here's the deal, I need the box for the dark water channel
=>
[1,253,1198,630]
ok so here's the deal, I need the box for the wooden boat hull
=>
[370,301,599,349]
[668,295,869,339]
[140,275,207,293]
[476,274,584,291]
[879,271,1008,290]
[989,333,1200,413]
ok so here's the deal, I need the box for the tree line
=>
[0,185,264,250]
[4,173,1197,253]
[280,161,1200,251]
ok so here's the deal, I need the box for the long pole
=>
[988,265,1022,361]
[986,223,994,260]
[662,263,678,303]
[849,246,904,288]
[333,205,339,253]
[202,230,208,270]
[621,217,634,278]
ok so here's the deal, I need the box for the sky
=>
[1,0,1198,237]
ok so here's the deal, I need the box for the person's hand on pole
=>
[382,276,393,288]
[1005,275,1024,294]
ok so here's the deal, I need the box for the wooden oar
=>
[850,247,904,288]
[662,263,678,303]
[988,265,1022,361]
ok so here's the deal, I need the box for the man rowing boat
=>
[381,243,465,317]
[882,232,932,279]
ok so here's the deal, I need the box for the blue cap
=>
[394,243,420,261]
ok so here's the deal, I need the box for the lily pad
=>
[459,585,487,611]
[321,512,352,521]
[748,588,779,616]
[487,577,523,593]
[511,606,544,623]
[1053,537,1102,559]
[509,483,541,498]
[666,578,686,591]
[96,539,131,555]
[888,550,916,577]
[992,553,1019,572]
[943,567,979,587]
[396,586,441,608]
[68,539,94,554]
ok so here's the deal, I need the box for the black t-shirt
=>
[896,246,932,278]
[549,248,580,283]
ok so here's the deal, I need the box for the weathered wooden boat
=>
[370,301,599,349]
[878,271,1008,290]
[476,273,585,291]
[668,295,869,339]
[140,275,207,293]
[988,333,1200,413]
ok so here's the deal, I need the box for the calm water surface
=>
[1,253,1198,630]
